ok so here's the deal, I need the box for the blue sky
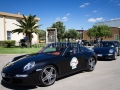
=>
[0,0,120,30]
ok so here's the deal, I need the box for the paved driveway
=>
[0,54,120,90]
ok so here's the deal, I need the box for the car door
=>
[76,45,87,70]
[59,44,84,76]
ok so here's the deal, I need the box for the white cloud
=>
[96,18,103,21]
[80,5,85,8]
[88,18,96,22]
[110,18,120,20]
[93,10,97,13]
[85,14,90,16]
[55,17,60,22]
[88,17,104,22]
[66,13,70,16]
[62,17,67,21]
[84,3,90,5]
[55,13,70,22]
[118,4,120,5]
[80,3,90,8]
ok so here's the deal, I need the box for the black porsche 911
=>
[92,41,118,60]
[106,40,120,56]
[1,43,97,86]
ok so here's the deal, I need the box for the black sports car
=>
[1,43,97,86]
[107,40,120,56]
[92,41,118,60]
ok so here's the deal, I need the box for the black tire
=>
[113,52,117,60]
[117,50,120,56]
[39,65,57,87]
[87,57,96,71]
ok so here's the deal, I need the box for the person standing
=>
[78,38,82,44]
[101,38,103,42]
[76,38,79,43]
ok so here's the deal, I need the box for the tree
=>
[87,25,111,39]
[38,30,46,40]
[87,28,95,38]
[64,29,78,42]
[11,14,40,47]
[68,29,78,39]
[77,33,82,39]
[51,21,65,42]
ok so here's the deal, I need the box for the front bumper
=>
[1,71,41,86]
[96,54,114,59]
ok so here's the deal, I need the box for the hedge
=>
[0,40,16,47]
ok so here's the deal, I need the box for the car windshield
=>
[38,43,68,55]
[98,42,115,47]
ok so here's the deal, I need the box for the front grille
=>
[2,72,22,84]
[12,78,22,84]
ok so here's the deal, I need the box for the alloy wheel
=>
[41,65,57,86]
[114,52,117,60]
[88,57,96,71]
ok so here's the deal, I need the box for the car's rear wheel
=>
[39,65,57,87]
[87,57,96,71]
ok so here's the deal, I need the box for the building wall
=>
[83,30,90,41]
[0,15,38,45]
[5,16,23,44]
[83,27,120,41]
[0,16,4,40]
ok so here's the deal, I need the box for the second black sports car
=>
[106,40,120,56]
[92,41,118,60]
[1,43,97,86]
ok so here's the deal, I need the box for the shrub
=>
[2,40,16,47]
[0,41,4,46]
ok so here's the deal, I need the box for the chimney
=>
[17,11,20,15]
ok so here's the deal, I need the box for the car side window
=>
[79,46,85,52]
[65,45,79,54]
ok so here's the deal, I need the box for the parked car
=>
[92,41,118,60]
[100,40,120,56]
[1,42,97,86]
[39,39,45,43]
[81,40,92,46]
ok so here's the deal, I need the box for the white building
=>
[0,11,40,45]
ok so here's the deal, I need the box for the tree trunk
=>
[68,38,70,43]
[58,39,60,42]
[26,34,31,48]
[29,34,32,48]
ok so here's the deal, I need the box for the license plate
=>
[97,54,102,56]
[1,73,6,77]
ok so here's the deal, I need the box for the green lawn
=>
[0,46,43,54]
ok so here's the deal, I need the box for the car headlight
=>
[109,49,114,53]
[23,61,35,71]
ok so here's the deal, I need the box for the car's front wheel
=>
[87,57,96,71]
[118,50,120,56]
[113,52,117,60]
[39,65,57,87]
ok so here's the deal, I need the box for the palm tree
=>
[11,14,40,47]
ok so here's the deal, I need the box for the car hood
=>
[93,47,115,54]
[2,53,56,73]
